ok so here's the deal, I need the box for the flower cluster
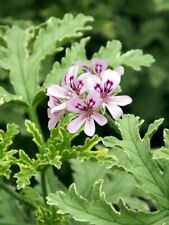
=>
[47,59,132,136]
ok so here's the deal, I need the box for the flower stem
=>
[105,112,121,136]
[0,180,35,210]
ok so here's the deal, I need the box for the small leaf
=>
[25,120,44,149]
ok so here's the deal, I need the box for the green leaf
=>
[0,87,22,105]
[0,123,18,178]
[25,119,43,149]
[44,37,89,88]
[0,14,93,105]
[94,40,155,70]
[71,159,148,211]
[103,115,169,210]
[144,118,164,139]
[14,150,38,189]
[153,129,169,160]
[47,180,169,225]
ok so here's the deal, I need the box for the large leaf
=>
[0,14,93,105]
[94,40,155,70]
[71,159,149,210]
[47,180,169,225]
[103,115,169,210]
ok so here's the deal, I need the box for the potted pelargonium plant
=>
[0,14,168,225]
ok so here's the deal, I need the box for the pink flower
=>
[78,58,124,77]
[47,96,65,130]
[87,69,132,119]
[66,92,107,136]
[47,65,88,113]
[78,58,108,76]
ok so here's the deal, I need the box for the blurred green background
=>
[0,0,169,144]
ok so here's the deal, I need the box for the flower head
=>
[46,58,132,136]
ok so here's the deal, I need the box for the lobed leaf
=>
[47,180,169,225]
[103,115,169,210]
[0,123,19,178]
[94,40,155,70]
[25,120,44,149]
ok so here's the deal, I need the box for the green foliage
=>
[71,160,148,210]
[103,115,169,209]
[47,180,169,225]
[153,129,169,160]
[0,14,93,105]
[47,115,169,224]
[94,40,155,70]
[44,37,89,87]
[0,123,18,178]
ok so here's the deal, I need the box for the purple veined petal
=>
[76,61,92,72]
[51,102,67,113]
[47,84,66,98]
[92,112,107,126]
[86,75,102,93]
[67,115,85,133]
[65,65,79,88]
[109,95,132,106]
[66,97,86,113]
[113,66,124,76]
[101,69,121,93]
[84,118,95,136]
[86,91,102,110]
[105,103,123,120]
[48,96,61,108]
[47,109,64,130]
[75,72,90,94]
[92,58,108,75]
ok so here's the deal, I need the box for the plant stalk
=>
[0,180,35,210]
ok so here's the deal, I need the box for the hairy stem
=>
[0,180,35,210]
[105,112,121,136]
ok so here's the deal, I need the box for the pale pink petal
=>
[47,85,66,98]
[113,66,124,76]
[76,72,90,94]
[86,75,102,93]
[51,102,67,113]
[67,116,85,133]
[84,118,95,136]
[92,58,108,74]
[86,91,102,110]
[47,109,63,130]
[101,69,121,92]
[48,96,61,108]
[92,112,107,126]
[66,65,79,87]
[76,61,92,72]
[106,103,123,120]
[109,95,132,106]
[66,98,86,113]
